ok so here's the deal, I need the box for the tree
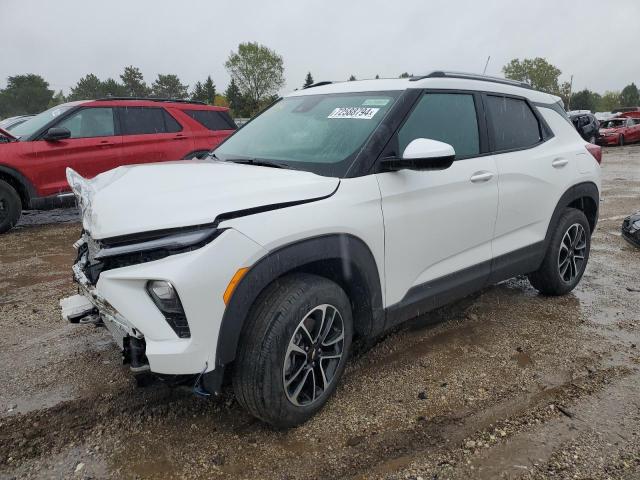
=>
[620,83,640,107]
[68,74,103,101]
[0,74,54,116]
[151,74,188,99]
[101,78,128,97]
[303,72,314,88]
[120,66,149,97]
[48,90,66,108]
[191,81,206,103]
[502,57,562,94]
[202,76,216,104]
[224,77,245,116]
[598,91,622,112]
[225,42,285,114]
[399,72,411,78]
[569,89,601,112]
[375,74,380,79]
[348,75,356,81]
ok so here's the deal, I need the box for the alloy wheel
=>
[283,304,345,407]
[557,223,587,283]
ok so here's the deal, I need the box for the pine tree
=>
[120,66,149,97]
[303,72,314,88]
[225,78,243,115]
[203,76,216,104]
[348,75,356,81]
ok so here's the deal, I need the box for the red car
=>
[597,115,640,146]
[0,98,236,233]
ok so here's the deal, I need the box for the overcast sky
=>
[2,0,638,95]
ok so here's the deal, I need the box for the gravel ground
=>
[0,146,639,479]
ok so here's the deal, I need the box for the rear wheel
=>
[528,208,590,296]
[0,179,22,234]
[232,273,353,428]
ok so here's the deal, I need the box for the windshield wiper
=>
[226,158,289,169]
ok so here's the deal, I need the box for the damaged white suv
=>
[61,72,601,427]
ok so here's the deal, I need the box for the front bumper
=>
[61,228,267,376]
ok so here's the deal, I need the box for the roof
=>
[286,71,559,105]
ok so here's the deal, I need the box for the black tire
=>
[528,208,591,296]
[0,179,22,234]
[232,273,353,428]
[619,135,625,146]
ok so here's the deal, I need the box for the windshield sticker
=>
[363,99,390,107]
[328,107,380,120]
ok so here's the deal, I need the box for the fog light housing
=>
[146,280,190,338]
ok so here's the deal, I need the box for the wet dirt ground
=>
[1,146,639,479]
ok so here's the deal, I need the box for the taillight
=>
[586,144,602,164]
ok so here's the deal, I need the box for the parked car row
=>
[0,98,236,233]
[569,109,640,147]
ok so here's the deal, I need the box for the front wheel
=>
[232,273,353,428]
[619,135,625,146]
[528,208,591,296]
[0,179,22,234]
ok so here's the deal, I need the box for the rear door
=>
[376,91,498,318]
[30,106,122,193]
[488,95,579,278]
[117,106,193,164]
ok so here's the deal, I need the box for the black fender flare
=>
[215,233,384,367]
[542,181,599,253]
[0,164,37,207]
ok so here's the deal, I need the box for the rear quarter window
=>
[184,109,237,131]
[119,107,182,135]
[486,95,542,151]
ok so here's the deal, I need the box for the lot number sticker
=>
[328,107,380,120]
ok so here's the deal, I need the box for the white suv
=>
[60,72,602,427]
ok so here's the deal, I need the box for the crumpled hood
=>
[67,160,339,239]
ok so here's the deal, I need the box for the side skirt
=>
[384,242,545,329]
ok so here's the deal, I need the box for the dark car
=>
[622,211,640,248]
[570,113,599,144]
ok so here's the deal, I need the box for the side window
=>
[183,109,237,131]
[485,95,541,151]
[397,93,480,157]
[55,108,115,138]
[163,110,183,133]
[119,107,181,135]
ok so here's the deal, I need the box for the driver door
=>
[375,92,498,323]
[31,107,122,194]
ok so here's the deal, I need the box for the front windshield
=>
[600,119,625,129]
[10,105,74,139]
[214,91,400,177]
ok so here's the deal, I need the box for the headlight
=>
[146,280,190,338]
[95,226,221,260]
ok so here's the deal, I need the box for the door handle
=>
[470,171,494,183]
[174,134,187,140]
[99,140,115,147]
[552,158,569,168]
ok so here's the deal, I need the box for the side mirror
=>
[43,127,71,141]
[380,138,455,172]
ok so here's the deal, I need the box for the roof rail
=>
[303,81,333,89]
[95,97,207,105]
[410,71,532,89]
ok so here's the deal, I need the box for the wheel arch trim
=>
[215,233,384,367]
